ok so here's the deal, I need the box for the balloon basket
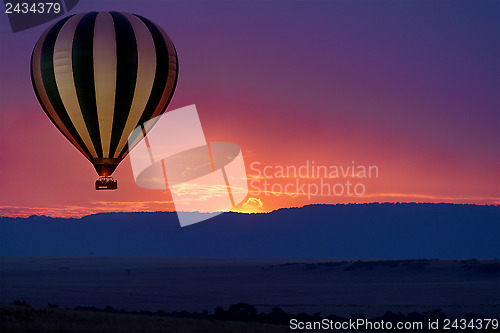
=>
[95,177,117,190]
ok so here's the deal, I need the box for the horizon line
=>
[1,201,498,219]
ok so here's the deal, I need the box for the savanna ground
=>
[1,258,498,332]
[0,305,295,333]
[1,258,498,317]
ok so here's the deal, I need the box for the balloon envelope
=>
[31,11,178,176]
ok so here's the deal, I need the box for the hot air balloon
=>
[31,11,178,190]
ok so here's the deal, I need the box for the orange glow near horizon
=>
[0,109,499,219]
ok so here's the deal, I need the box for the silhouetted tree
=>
[227,302,257,321]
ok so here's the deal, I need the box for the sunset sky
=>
[0,0,498,217]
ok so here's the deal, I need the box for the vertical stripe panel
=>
[38,13,94,159]
[53,13,98,157]
[31,19,92,160]
[93,12,117,157]
[117,15,178,159]
[112,12,157,159]
[134,16,174,122]
[108,11,138,158]
[150,22,178,120]
[72,12,103,157]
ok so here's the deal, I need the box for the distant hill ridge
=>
[1,203,498,258]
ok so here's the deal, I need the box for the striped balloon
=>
[31,11,178,177]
